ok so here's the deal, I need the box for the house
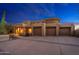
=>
[13,18,74,36]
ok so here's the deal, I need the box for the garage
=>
[59,27,71,36]
[33,27,42,36]
[46,27,56,36]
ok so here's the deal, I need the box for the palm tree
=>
[0,11,7,34]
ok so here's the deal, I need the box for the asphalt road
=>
[0,36,79,55]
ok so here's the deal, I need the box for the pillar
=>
[31,26,34,36]
[56,25,59,36]
[42,23,46,36]
[70,25,74,36]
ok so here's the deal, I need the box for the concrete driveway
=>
[0,36,79,55]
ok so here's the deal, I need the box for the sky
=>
[0,3,79,24]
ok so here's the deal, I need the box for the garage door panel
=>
[46,27,56,36]
[33,27,42,36]
[59,27,71,36]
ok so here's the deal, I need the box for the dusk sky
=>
[0,3,79,24]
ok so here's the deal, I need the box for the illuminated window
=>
[16,28,20,35]
[16,30,18,33]
[28,28,32,34]
[16,27,25,35]
[20,28,24,33]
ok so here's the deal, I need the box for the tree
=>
[0,11,7,34]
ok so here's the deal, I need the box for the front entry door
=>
[25,27,32,36]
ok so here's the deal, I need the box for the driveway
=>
[0,36,79,55]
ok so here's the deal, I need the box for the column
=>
[56,25,59,36]
[70,25,74,36]
[42,23,46,36]
[31,26,34,36]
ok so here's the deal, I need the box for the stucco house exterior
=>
[13,18,74,36]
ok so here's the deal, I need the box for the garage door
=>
[59,27,71,36]
[46,27,56,36]
[33,27,42,36]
